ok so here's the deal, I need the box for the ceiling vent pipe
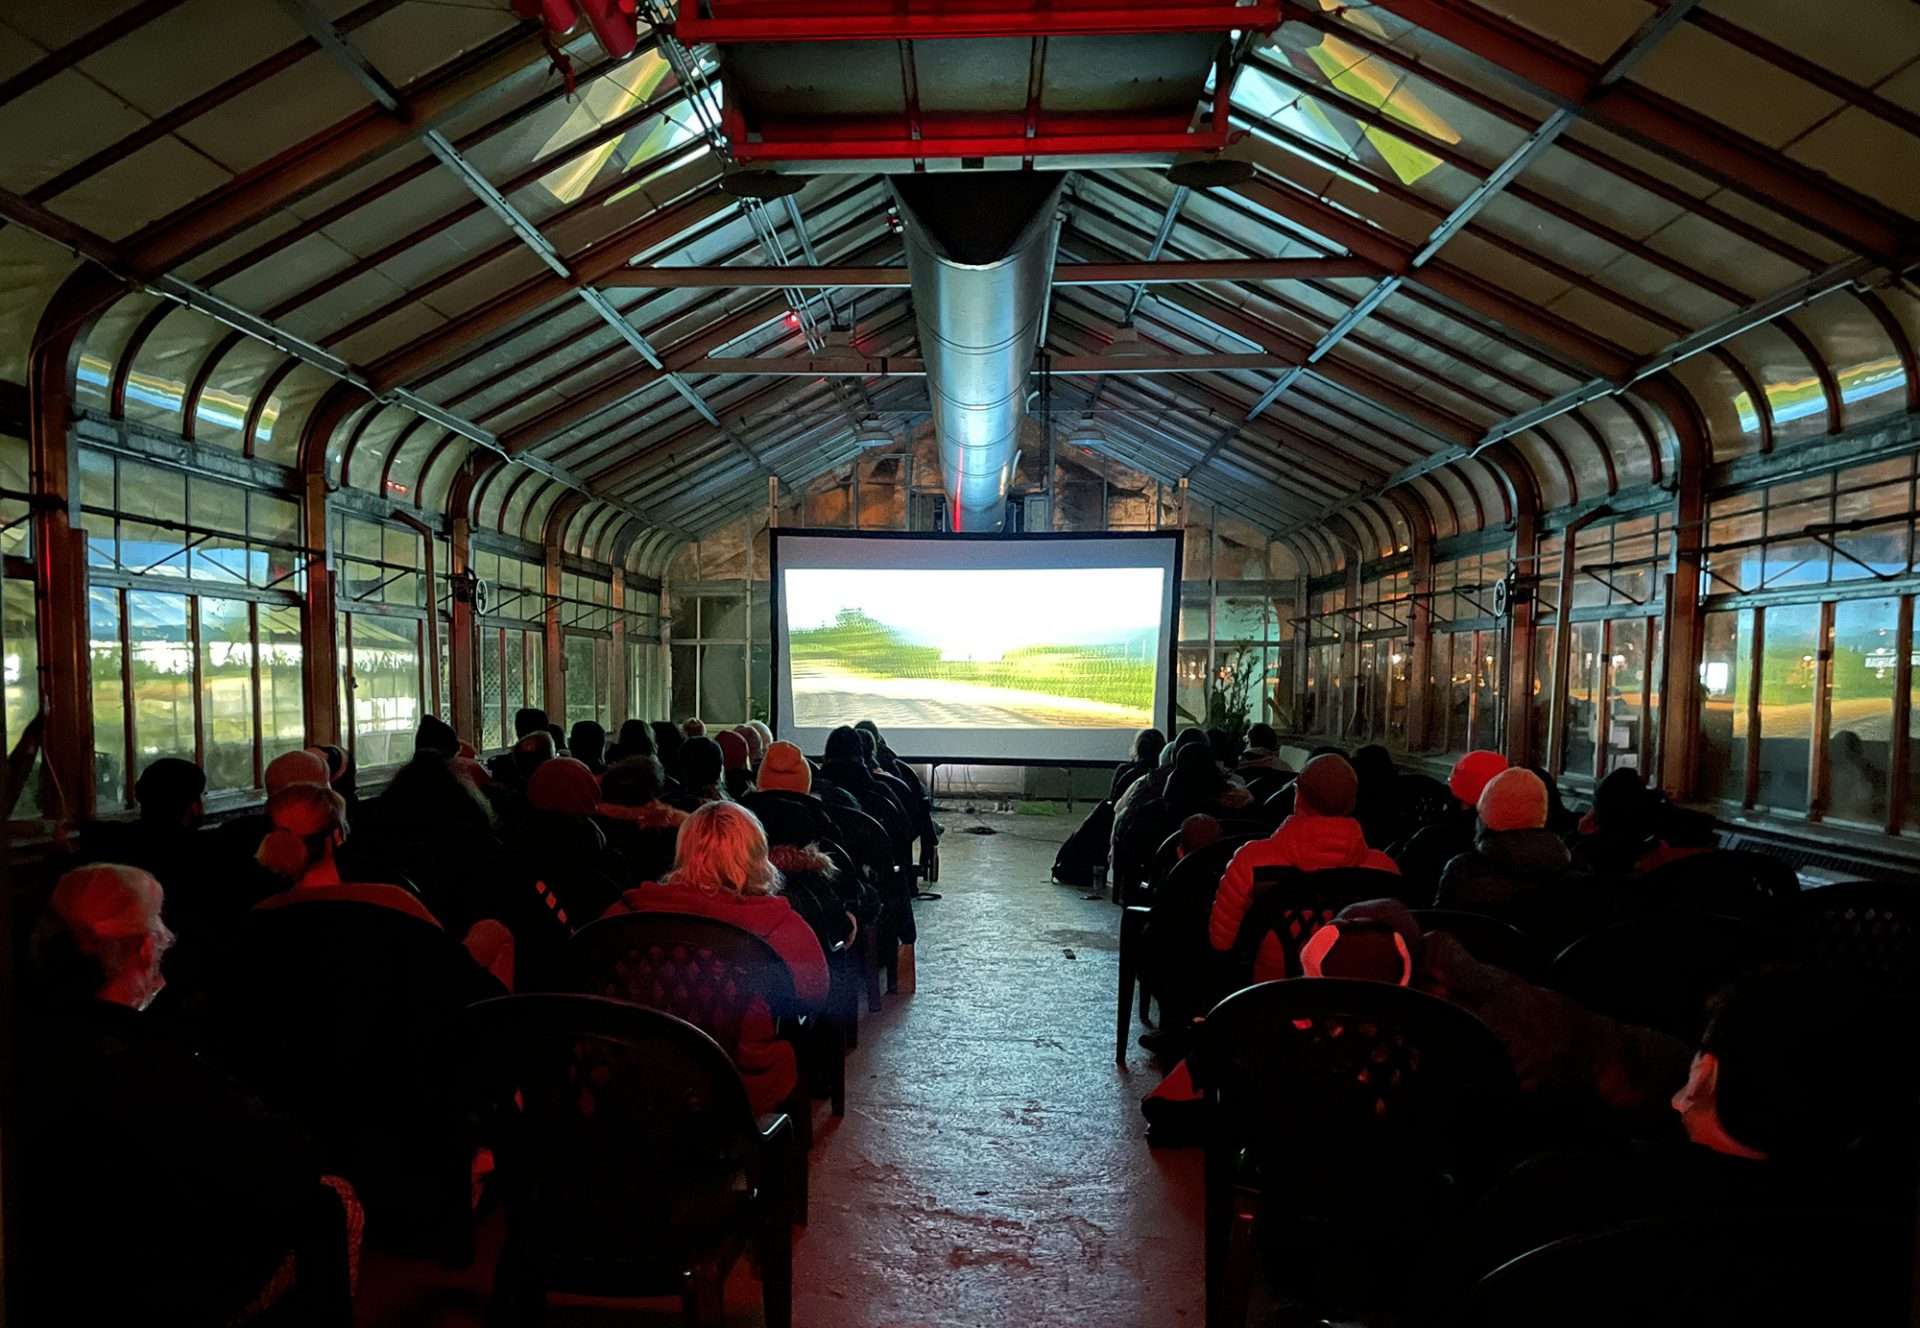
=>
[889,172,1067,533]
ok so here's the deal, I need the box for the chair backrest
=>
[1239,769,1293,803]
[1394,772,1456,831]
[1547,912,1796,1039]
[459,994,762,1277]
[568,912,798,1059]
[822,802,900,892]
[1412,909,1542,978]
[1140,835,1262,1024]
[1796,879,1919,993]
[1233,866,1406,976]
[1461,1210,1909,1328]
[1194,978,1518,1188]
[1634,848,1800,920]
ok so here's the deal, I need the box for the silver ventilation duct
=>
[890,173,1067,533]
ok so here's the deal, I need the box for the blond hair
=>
[667,801,782,897]
[257,782,348,881]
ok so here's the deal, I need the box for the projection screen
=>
[770,530,1180,763]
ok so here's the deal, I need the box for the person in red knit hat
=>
[1397,748,1511,890]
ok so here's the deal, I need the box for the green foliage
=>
[1205,649,1261,745]
[790,608,1155,712]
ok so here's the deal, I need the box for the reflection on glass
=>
[1824,599,1896,827]
[566,634,597,728]
[700,644,745,725]
[1471,630,1500,751]
[1697,610,1748,802]
[1447,633,1471,756]
[1531,624,1555,771]
[480,629,504,752]
[1602,618,1647,776]
[1755,602,1818,814]
[90,588,126,810]
[671,643,698,722]
[260,605,304,768]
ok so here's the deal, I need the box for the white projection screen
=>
[771,530,1181,763]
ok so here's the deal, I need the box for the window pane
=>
[565,634,596,727]
[1755,602,1818,814]
[1447,634,1471,756]
[1762,500,1830,588]
[90,588,126,810]
[200,597,256,793]
[701,595,746,638]
[671,643,698,721]
[1823,598,1896,827]
[1530,624,1556,771]
[1385,637,1410,748]
[120,461,187,576]
[504,627,525,717]
[527,635,544,717]
[128,590,195,775]
[1697,610,1749,802]
[259,604,305,767]
[594,637,611,725]
[1471,630,1500,751]
[189,477,248,585]
[349,613,420,770]
[3,577,37,766]
[480,628,504,751]
[1832,482,1912,582]
[1602,618,1648,776]
[699,644,745,725]
[1564,622,1602,780]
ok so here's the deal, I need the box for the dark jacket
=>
[19,1000,319,1322]
[1393,808,1477,895]
[1436,827,1610,945]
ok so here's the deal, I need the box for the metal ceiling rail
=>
[673,3,1281,42]
[1232,0,1704,439]
[601,257,1378,288]
[693,352,1295,376]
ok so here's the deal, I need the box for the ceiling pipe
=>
[890,172,1067,532]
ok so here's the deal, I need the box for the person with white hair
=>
[20,865,334,1322]
[601,801,829,1112]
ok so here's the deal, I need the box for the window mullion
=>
[249,600,264,791]
[188,596,205,770]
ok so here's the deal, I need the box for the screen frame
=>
[767,526,1183,767]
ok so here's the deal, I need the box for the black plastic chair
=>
[1413,909,1543,979]
[1632,848,1800,920]
[1228,865,1406,981]
[1192,979,1519,1327]
[1547,912,1797,1039]
[1797,878,1920,994]
[1115,835,1257,1063]
[460,994,795,1327]
[825,801,910,1002]
[567,911,840,1202]
[1238,768,1294,804]
[1458,1210,1909,1328]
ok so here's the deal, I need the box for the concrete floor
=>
[359,808,1203,1326]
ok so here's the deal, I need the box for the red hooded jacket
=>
[1208,811,1400,980]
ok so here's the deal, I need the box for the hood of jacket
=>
[1268,811,1385,871]
[596,800,688,830]
[769,842,837,880]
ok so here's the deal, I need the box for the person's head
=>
[824,725,863,764]
[1351,744,1394,787]
[257,783,349,885]
[1245,723,1278,753]
[1293,753,1359,819]
[1163,726,1208,767]
[416,714,459,759]
[757,741,813,795]
[1299,917,1414,986]
[669,801,780,898]
[1448,749,1508,809]
[1179,813,1222,858]
[528,757,601,818]
[1206,728,1241,768]
[265,747,330,796]
[1657,803,1719,850]
[854,719,886,750]
[650,722,684,770]
[1592,766,1650,831]
[312,744,353,796]
[34,865,172,1009]
[1132,728,1168,765]
[735,725,764,764]
[600,755,666,808]
[855,728,880,766]
[1526,764,1570,827]
[545,723,566,753]
[1167,742,1224,812]
[681,717,706,738]
[509,729,556,784]
[384,750,495,829]
[1673,972,1869,1161]
[680,736,724,790]
[1477,767,1548,834]
[568,721,606,766]
[746,720,774,751]
[715,730,749,772]
[513,707,549,740]
[616,720,655,760]
[133,757,206,828]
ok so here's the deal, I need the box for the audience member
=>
[415,714,459,759]
[735,723,766,770]
[682,717,706,738]
[1570,767,1657,874]
[1435,768,1593,941]
[1209,753,1400,980]
[1238,722,1284,771]
[20,865,333,1323]
[353,750,505,935]
[607,718,655,764]
[678,734,730,806]
[93,756,208,905]
[1350,743,1401,849]
[1395,748,1508,888]
[756,740,815,797]
[595,755,687,883]
[600,803,829,1113]
[567,720,608,774]
[1110,727,1168,801]
[717,728,756,800]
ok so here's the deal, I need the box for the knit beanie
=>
[681,736,724,788]
[528,756,601,817]
[1449,749,1509,807]
[1300,919,1413,986]
[265,748,330,795]
[824,726,863,762]
[734,725,764,763]
[416,714,458,758]
[1294,753,1359,817]
[757,741,813,795]
[1592,766,1649,829]
[1477,767,1548,833]
[716,730,749,771]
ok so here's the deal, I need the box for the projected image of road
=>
[784,566,1163,731]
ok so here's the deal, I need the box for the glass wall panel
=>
[700,644,745,724]
[1470,629,1500,751]
[199,597,255,793]
[128,590,195,775]
[1755,602,1819,814]
[565,634,597,727]
[90,588,126,810]
[1823,598,1897,827]
[259,604,304,767]
[1697,610,1749,803]
[1530,624,1555,768]
[480,628,505,751]
[671,643,698,721]
[1602,618,1648,775]
[348,613,421,770]
[1446,633,1471,756]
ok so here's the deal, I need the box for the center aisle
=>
[791,811,1204,1326]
